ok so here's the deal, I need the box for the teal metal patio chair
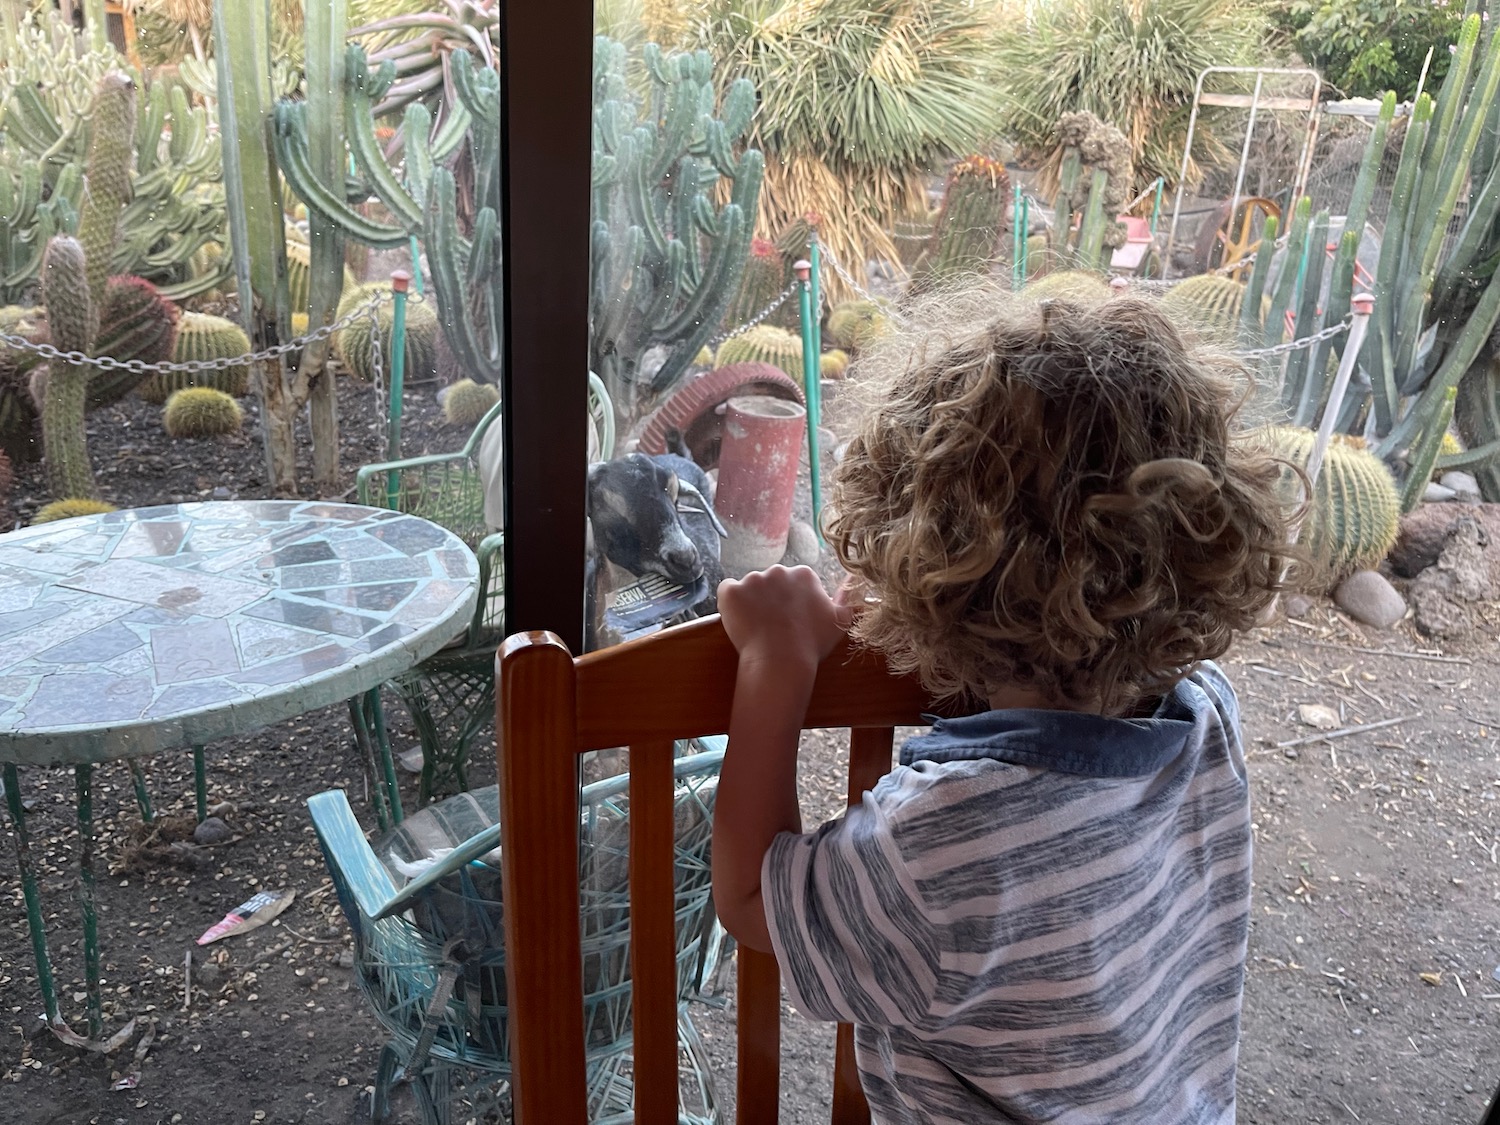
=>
[355,377,615,809]
[308,736,724,1125]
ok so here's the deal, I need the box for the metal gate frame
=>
[1163,67,1324,276]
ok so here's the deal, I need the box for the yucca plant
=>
[991,0,1270,192]
[677,0,1003,298]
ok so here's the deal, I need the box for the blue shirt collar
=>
[900,677,1201,779]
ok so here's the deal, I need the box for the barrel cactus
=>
[31,497,117,524]
[1025,270,1112,303]
[825,300,889,352]
[139,313,252,404]
[0,306,47,461]
[285,238,356,318]
[820,350,850,380]
[1261,425,1402,586]
[1160,275,1246,341]
[86,277,181,408]
[335,282,439,384]
[443,378,500,429]
[715,325,803,385]
[163,387,244,438]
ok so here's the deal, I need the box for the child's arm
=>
[713,566,854,953]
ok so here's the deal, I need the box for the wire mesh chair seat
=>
[308,739,725,1125]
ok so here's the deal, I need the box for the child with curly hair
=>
[711,291,1295,1124]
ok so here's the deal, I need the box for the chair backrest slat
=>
[629,739,684,1124]
[737,945,783,1125]
[499,616,947,1125]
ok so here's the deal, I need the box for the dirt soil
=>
[3,378,1500,1124]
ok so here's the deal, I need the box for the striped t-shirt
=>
[763,663,1250,1124]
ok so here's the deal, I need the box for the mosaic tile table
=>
[0,500,479,1046]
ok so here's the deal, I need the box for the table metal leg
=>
[368,688,404,826]
[193,745,208,824]
[3,763,61,1027]
[74,764,102,1041]
[127,760,154,824]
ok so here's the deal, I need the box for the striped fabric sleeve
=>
[762,792,940,1028]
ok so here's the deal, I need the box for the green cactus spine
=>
[31,497,116,524]
[1160,275,1246,341]
[163,387,244,438]
[86,276,180,409]
[726,238,790,331]
[138,312,252,404]
[40,236,99,499]
[920,155,1012,283]
[443,378,500,429]
[825,300,889,352]
[76,74,137,317]
[715,325,803,384]
[335,282,439,384]
[1263,425,1402,585]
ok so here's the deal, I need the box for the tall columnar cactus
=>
[76,74,137,318]
[40,236,99,500]
[918,155,1012,284]
[1262,425,1402,586]
[714,326,804,385]
[726,239,790,332]
[590,37,764,421]
[1050,113,1131,274]
[1160,275,1246,341]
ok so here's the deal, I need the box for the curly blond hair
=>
[828,288,1295,716]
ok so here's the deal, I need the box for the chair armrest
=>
[371,822,503,921]
[356,449,476,509]
[308,790,402,921]
[469,531,506,641]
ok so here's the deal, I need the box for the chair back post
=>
[497,631,590,1125]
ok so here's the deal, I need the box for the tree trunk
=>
[307,345,340,492]
[253,358,299,497]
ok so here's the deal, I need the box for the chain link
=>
[0,291,392,374]
[706,280,801,352]
[1236,316,1350,360]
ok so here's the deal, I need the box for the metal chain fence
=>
[707,280,801,354]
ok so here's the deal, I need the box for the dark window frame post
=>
[497,0,594,653]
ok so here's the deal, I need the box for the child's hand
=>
[717,565,856,670]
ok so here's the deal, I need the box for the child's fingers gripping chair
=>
[354,377,615,811]
[497,614,947,1125]
[307,736,726,1125]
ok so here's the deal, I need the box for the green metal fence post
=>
[1019,195,1030,284]
[795,258,823,541]
[388,270,410,465]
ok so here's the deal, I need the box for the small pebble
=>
[1282,747,1299,760]
[192,816,233,846]
[336,949,355,970]
[1424,482,1457,503]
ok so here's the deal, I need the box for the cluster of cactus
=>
[725,239,792,332]
[914,156,1013,285]
[31,498,117,525]
[0,12,228,303]
[825,300,889,352]
[1160,275,1247,342]
[276,46,501,386]
[443,379,501,429]
[1261,425,1402,585]
[334,283,440,384]
[820,350,850,380]
[1048,113,1131,275]
[138,312,252,404]
[715,326,804,385]
[588,38,763,422]
[163,387,244,438]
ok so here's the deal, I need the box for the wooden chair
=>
[496,614,956,1125]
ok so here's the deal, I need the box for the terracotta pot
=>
[715,395,808,576]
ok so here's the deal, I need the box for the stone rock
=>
[1333,570,1407,628]
[785,520,820,566]
[1439,470,1482,503]
[1389,503,1500,579]
[195,962,223,987]
[1411,516,1494,639]
[1284,593,1315,619]
[398,746,425,775]
[1298,703,1340,730]
[1424,482,1456,503]
[192,816,233,846]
